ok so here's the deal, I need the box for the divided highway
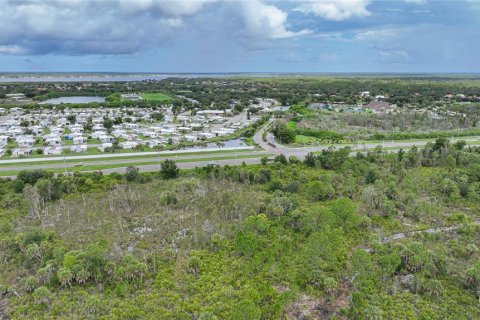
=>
[1,122,479,177]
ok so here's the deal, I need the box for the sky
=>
[0,0,479,73]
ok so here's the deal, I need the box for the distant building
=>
[121,93,143,101]
[271,106,290,112]
[364,101,395,113]
[6,93,26,100]
[359,91,370,98]
[308,103,331,110]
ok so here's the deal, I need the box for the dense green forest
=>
[2,76,480,110]
[1,138,480,319]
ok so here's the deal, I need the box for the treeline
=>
[373,129,480,141]
[3,76,480,110]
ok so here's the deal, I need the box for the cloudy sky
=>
[0,0,479,73]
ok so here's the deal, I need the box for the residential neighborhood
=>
[0,103,262,158]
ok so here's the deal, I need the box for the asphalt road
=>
[2,121,479,178]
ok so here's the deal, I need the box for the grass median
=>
[0,153,272,177]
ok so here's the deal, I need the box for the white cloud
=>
[0,45,28,55]
[294,0,371,21]
[377,50,409,62]
[404,0,427,4]
[354,27,406,41]
[0,0,215,55]
[118,0,216,16]
[241,0,311,39]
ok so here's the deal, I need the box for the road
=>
[0,149,266,173]
[1,121,479,177]
[0,146,255,164]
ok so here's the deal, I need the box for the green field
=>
[141,93,173,102]
[286,121,298,130]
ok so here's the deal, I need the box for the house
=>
[161,128,177,135]
[364,101,395,113]
[45,136,62,146]
[212,130,229,137]
[359,91,370,98]
[124,123,140,129]
[99,135,114,143]
[17,135,35,148]
[30,126,44,136]
[197,109,232,117]
[145,140,162,148]
[71,145,88,153]
[71,126,84,134]
[73,136,87,144]
[271,106,290,112]
[6,93,26,100]
[184,135,197,142]
[98,143,112,152]
[44,146,63,155]
[0,135,9,147]
[91,131,107,139]
[177,126,192,133]
[198,132,215,139]
[13,148,32,157]
[121,93,143,101]
[120,141,138,149]
[143,131,159,138]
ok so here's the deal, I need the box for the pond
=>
[39,96,106,105]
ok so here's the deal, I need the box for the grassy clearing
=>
[141,93,173,102]
[287,121,298,130]
[292,134,480,147]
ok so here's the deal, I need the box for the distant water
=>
[0,73,232,83]
[0,74,171,83]
[39,96,105,104]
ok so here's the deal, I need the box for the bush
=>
[274,154,287,165]
[270,122,295,144]
[17,169,54,185]
[160,159,179,179]
[125,166,139,182]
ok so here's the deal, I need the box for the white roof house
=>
[145,140,162,148]
[91,131,106,139]
[13,148,33,157]
[73,136,87,144]
[71,145,88,153]
[120,141,138,149]
[45,136,62,146]
[98,143,112,152]
[0,135,9,147]
[184,135,197,142]
[198,132,215,139]
[17,136,35,148]
[99,135,114,143]
[44,146,63,156]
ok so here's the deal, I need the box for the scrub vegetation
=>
[1,138,480,319]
